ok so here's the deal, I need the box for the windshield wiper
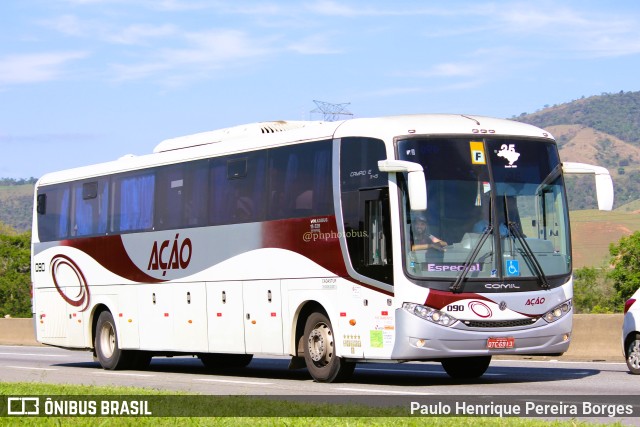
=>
[503,195,550,290]
[450,224,493,293]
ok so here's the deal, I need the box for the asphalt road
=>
[1,345,638,424]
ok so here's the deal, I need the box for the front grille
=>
[462,318,538,328]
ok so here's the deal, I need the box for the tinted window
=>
[340,137,392,284]
[155,161,208,230]
[340,137,388,192]
[37,185,71,241]
[113,172,155,232]
[72,179,108,237]
[267,140,333,220]
[209,152,266,225]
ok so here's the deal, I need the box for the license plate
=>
[487,337,515,349]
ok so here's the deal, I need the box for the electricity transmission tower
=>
[310,100,353,121]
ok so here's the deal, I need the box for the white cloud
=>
[287,34,342,55]
[306,0,453,17]
[41,14,88,36]
[0,52,89,85]
[110,29,276,83]
[415,63,484,78]
[493,3,640,58]
[106,24,178,45]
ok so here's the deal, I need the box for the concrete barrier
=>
[0,314,626,362]
[0,318,39,346]
[563,313,624,362]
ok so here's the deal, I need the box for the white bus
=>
[31,114,613,382]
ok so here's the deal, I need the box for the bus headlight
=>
[403,303,457,327]
[542,299,572,323]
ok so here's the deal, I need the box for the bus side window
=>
[72,180,108,237]
[209,152,266,225]
[267,140,333,220]
[37,185,71,241]
[113,172,155,232]
[340,137,392,285]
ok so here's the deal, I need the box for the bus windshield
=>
[398,137,571,282]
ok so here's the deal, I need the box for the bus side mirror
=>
[377,160,427,211]
[562,162,614,211]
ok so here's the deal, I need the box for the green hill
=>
[514,90,640,146]
[0,180,35,233]
[515,92,640,210]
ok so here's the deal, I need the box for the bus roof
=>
[36,114,553,186]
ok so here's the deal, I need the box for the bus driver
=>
[411,214,448,252]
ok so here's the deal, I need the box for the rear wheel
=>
[303,312,355,383]
[441,356,491,379]
[94,311,135,370]
[199,353,253,370]
[626,334,640,375]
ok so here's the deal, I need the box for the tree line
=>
[0,178,37,186]
[0,228,31,318]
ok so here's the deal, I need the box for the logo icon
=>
[506,260,520,277]
[7,397,40,415]
[497,144,520,168]
[468,301,492,318]
[51,255,90,311]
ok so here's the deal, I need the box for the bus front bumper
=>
[390,308,572,360]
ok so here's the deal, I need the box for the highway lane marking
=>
[358,367,503,376]
[493,359,627,366]
[357,367,438,374]
[6,366,58,371]
[194,379,274,385]
[0,352,69,358]
[335,387,433,395]
[94,372,155,377]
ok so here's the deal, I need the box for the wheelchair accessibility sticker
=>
[506,260,520,277]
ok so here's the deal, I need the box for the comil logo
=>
[147,234,192,277]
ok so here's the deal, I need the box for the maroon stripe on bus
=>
[62,235,164,283]
[262,216,348,277]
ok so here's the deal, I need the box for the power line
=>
[310,100,353,122]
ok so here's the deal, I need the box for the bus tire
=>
[441,355,491,379]
[303,312,355,383]
[199,353,253,369]
[94,311,132,370]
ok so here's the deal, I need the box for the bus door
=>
[358,188,395,358]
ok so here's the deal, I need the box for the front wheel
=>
[626,334,640,375]
[441,356,491,379]
[303,312,355,383]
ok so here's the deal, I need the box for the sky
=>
[2,0,640,179]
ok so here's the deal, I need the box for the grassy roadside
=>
[0,382,619,426]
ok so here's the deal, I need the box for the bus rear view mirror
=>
[377,160,427,211]
[562,162,614,211]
